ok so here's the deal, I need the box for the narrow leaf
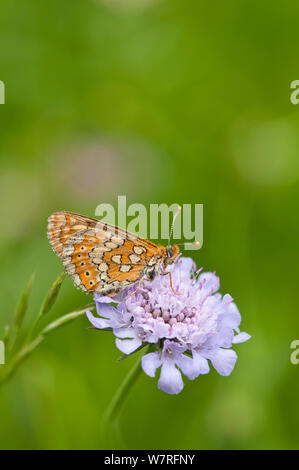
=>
[41,305,93,336]
[0,305,94,386]
[2,325,11,348]
[14,272,35,330]
[39,272,65,317]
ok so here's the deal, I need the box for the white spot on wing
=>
[129,254,141,264]
[62,256,72,266]
[73,274,81,286]
[99,262,109,272]
[66,264,76,275]
[111,236,124,246]
[148,256,156,266]
[120,264,131,273]
[134,246,145,255]
[111,255,122,264]
[92,246,111,255]
[105,241,118,249]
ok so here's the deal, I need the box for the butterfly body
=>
[47,211,180,297]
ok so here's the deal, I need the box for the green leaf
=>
[41,305,91,336]
[2,325,11,348]
[38,272,65,318]
[0,305,94,386]
[14,272,35,331]
[1,335,45,384]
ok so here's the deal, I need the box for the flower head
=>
[87,257,250,394]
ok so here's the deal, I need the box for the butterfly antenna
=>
[168,205,181,245]
[176,241,201,248]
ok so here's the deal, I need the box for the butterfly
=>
[47,211,180,297]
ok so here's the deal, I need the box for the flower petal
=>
[113,327,133,338]
[158,359,184,394]
[192,350,210,374]
[142,352,162,378]
[205,326,234,348]
[115,337,142,355]
[114,327,143,354]
[197,271,220,296]
[94,303,124,328]
[163,339,186,354]
[96,302,116,318]
[208,348,237,376]
[113,287,132,302]
[232,332,251,344]
[224,302,241,329]
[86,310,111,329]
[176,353,202,380]
[176,257,196,277]
[94,294,116,304]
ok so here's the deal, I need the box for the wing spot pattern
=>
[120,265,132,273]
[99,262,109,272]
[47,211,178,297]
[111,255,122,264]
[129,254,141,264]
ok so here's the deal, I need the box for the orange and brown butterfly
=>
[47,211,180,297]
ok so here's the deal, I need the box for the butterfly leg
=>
[163,271,181,295]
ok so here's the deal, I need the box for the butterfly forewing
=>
[47,211,162,297]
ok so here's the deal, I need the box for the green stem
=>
[25,272,65,345]
[101,350,147,449]
[0,305,94,386]
[103,352,144,425]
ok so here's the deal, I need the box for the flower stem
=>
[103,352,144,425]
[101,348,149,448]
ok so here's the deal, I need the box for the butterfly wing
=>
[47,211,160,297]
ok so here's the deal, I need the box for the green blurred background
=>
[1,0,299,450]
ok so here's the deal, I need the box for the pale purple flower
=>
[87,257,250,394]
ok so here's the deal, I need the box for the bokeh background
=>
[0,0,299,450]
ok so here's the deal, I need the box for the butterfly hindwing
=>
[47,211,161,296]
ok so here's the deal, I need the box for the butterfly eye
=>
[85,271,90,276]
[80,262,85,266]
